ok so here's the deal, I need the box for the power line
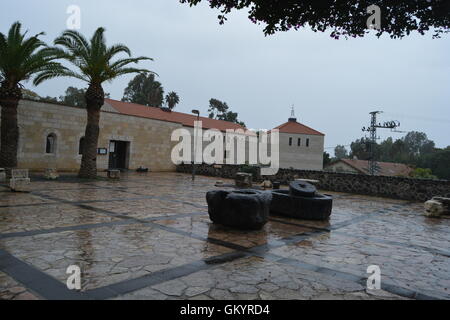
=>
[383,112,450,124]
[324,144,352,150]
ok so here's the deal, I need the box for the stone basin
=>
[206,189,272,230]
[270,189,333,221]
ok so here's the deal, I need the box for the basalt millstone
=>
[206,189,272,230]
[289,180,317,197]
[270,190,333,221]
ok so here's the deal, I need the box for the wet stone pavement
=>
[0,172,449,300]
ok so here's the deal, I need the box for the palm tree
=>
[165,91,180,110]
[35,28,153,178]
[0,22,60,175]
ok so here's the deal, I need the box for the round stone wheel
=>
[270,189,332,220]
[289,180,317,197]
[206,189,272,230]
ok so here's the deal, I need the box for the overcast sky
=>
[1,0,449,153]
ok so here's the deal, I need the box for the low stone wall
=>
[177,164,450,202]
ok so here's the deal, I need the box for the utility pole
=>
[362,111,400,175]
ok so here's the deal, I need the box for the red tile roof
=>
[104,99,246,132]
[273,120,324,136]
[331,159,413,177]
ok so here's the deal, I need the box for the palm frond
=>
[105,67,151,81]
[0,32,8,53]
[109,57,154,71]
[106,44,131,60]
[0,21,56,87]
[7,22,23,48]
[33,64,88,85]
[46,26,155,87]
[59,29,90,53]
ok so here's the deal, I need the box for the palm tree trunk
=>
[0,84,21,178]
[78,84,104,179]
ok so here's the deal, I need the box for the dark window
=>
[46,133,56,154]
[306,138,310,147]
[297,138,301,146]
[289,137,293,146]
[79,137,85,155]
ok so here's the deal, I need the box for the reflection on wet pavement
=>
[0,172,449,300]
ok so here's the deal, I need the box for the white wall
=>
[278,132,324,170]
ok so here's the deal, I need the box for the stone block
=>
[206,190,272,230]
[11,169,29,179]
[44,168,59,180]
[10,178,31,192]
[424,197,450,218]
[107,170,121,180]
[235,172,252,188]
[261,180,273,189]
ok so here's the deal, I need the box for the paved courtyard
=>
[0,172,449,300]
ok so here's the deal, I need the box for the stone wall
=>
[177,164,450,202]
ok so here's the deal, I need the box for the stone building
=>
[274,116,325,170]
[1,99,325,172]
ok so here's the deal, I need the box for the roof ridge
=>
[273,120,324,136]
[105,98,246,131]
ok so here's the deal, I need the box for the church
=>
[3,98,325,172]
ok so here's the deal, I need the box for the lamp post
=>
[192,109,200,181]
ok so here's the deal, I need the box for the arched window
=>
[79,137,85,155]
[46,133,57,154]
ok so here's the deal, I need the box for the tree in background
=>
[410,168,437,180]
[21,88,40,100]
[36,27,153,178]
[208,98,246,127]
[122,73,163,107]
[323,151,331,167]
[165,91,180,110]
[0,22,61,174]
[181,0,449,38]
[349,138,372,160]
[334,145,349,159]
[208,98,228,119]
[60,86,86,107]
[418,147,450,180]
[403,131,435,159]
[345,131,448,180]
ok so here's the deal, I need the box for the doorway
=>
[108,140,130,170]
